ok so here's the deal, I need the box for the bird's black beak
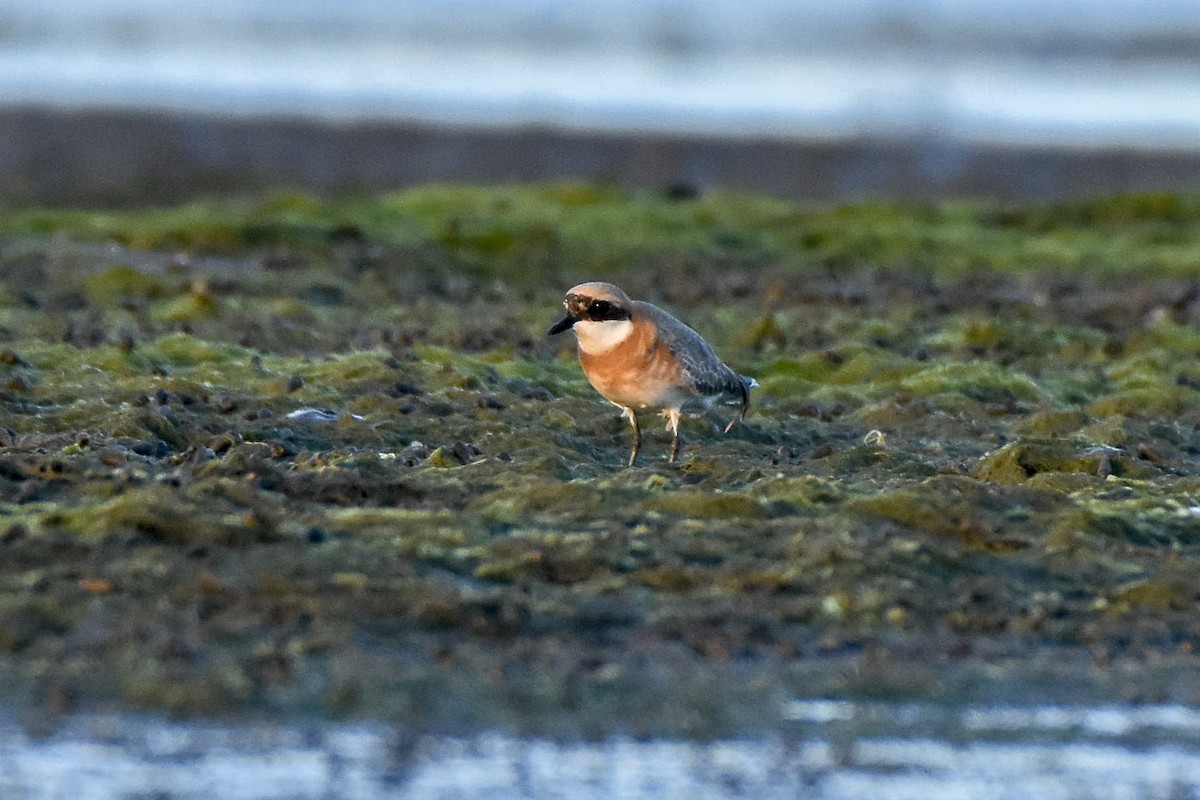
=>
[547,315,576,336]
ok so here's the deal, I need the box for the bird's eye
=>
[591,301,609,314]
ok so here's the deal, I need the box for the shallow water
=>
[6,701,1200,799]
[1,0,1198,148]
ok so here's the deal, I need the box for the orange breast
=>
[579,317,686,409]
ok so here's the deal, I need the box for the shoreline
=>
[3,105,1200,206]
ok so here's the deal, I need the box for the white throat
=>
[573,319,633,355]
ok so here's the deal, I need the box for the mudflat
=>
[2,186,1200,736]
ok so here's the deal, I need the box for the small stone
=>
[519,387,554,402]
[390,382,424,397]
[1,524,27,544]
[4,372,32,392]
[285,408,339,424]
[452,441,483,463]
[210,434,236,454]
[286,375,304,393]
[819,403,846,422]
[130,439,169,458]
[423,447,460,468]
[270,441,297,459]
[793,402,821,418]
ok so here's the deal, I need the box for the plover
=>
[548,281,755,466]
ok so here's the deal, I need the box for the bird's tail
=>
[723,374,756,434]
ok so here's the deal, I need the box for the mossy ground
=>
[3,186,1200,736]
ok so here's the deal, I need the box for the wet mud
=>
[2,186,1200,736]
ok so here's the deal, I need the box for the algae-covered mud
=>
[3,186,1200,736]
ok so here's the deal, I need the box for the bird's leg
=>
[623,407,641,467]
[666,408,682,463]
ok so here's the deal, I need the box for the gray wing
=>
[637,301,753,402]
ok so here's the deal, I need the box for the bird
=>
[548,281,756,466]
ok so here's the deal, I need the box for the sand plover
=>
[548,281,755,466]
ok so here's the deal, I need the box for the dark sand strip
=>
[3,105,1200,205]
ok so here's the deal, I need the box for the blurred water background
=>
[1,0,1199,202]
[8,701,1200,799]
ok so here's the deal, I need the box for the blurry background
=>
[1,0,1199,204]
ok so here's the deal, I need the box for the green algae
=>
[899,362,1045,404]
[1016,409,1092,437]
[639,491,767,519]
[3,186,1200,733]
[82,266,171,308]
[971,439,1141,484]
[1113,579,1194,611]
[4,186,1200,282]
[1090,385,1200,418]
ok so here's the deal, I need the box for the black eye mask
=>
[583,299,630,322]
[547,294,631,336]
